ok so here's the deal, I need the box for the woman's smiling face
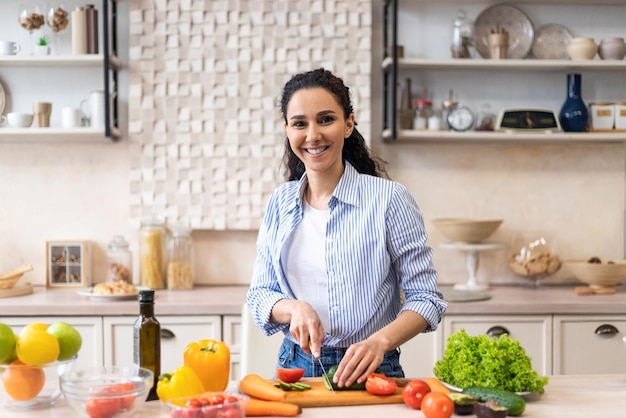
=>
[284,87,354,176]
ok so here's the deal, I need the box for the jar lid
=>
[141,217,164,228]
[108,235,129,249]
[415,100,433,107]
[169,225,191,237]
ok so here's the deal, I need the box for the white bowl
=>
[564,259,626,288]
[432,218,503,243]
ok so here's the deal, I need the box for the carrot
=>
[425,377,450,394]
[239,373,287,402]
[245,398,302,417]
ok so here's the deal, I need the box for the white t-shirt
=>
[282,198,331,331]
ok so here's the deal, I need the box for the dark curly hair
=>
[279,68,388,181]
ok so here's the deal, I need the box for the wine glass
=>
[47,3,69,55]
[18,2,45,55]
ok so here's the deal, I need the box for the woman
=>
[246,68,447,388]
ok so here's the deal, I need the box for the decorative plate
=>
[474,4,535,59]
[0,79,5,115]
[532,24,573,59]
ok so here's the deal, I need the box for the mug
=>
[62,107,82,128]
[0,41,21,56]
[80,90,105,129]
[0,112,34,128]
[32,102,53,128]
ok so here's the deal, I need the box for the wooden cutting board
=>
[274,377,405,407]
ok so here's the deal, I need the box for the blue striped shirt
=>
[247,162,447,347]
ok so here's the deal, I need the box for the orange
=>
[2,359,45,401]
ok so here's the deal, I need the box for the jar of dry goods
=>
[139,218,166,289]
[166,225,194,290]
[106,235,132,284]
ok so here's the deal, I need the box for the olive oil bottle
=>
[133,289,160,401]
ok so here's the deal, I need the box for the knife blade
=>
[309,340,333,392]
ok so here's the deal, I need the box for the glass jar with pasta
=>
[106,235,132,284]
[139,218,166,289]
[166,225,194,290]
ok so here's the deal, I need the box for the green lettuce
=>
[433,329,549,394]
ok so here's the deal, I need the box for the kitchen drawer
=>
[103,315,221,373]
[553,315,626,375]
[443,315,552,375]
[1,316,103,369]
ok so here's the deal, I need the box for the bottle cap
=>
[138,289,155,303]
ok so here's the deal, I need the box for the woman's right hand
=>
[271,299,324,357]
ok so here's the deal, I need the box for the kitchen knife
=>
[310,340,333,392]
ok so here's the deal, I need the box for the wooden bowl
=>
[432,218,503,243]
[0,265,33,289]
[564,259,626,288]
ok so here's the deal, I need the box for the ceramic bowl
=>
[564,259,626,288]
[567,37,598,60]
[0,356,77,410]
[167,392,249,418]
[60,366,153,418]
[432,218,503,243]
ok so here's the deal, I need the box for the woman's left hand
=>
[331,339,386,388]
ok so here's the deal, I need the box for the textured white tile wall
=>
[128,0,372,230]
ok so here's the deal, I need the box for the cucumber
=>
[462,387,526,416]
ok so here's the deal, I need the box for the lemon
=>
[19,323,48,338]
[16,329,60,365]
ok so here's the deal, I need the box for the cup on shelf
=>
[80,90,105,129]
[33,102,52,127]
[0,41,21,56]
[62,107,82,128]
[2,112,34,128]
[488,32,508,59]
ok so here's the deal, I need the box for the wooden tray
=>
[275,377,404,407]
[0,282,33,298]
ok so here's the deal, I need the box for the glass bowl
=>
[0,356,76,410]
[60,366,153,418]
[167,392,249,418]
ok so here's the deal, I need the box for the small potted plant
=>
[34,35,50,56]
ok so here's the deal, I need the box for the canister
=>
[615,102,626,130]
[589,102,615,131]
[71,6,87,55]
[106,235,132,284]
[139,218,166,289]
[414,100,433,130]
[85,4,99,54]
[166,225,194,290]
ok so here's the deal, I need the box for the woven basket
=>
[0,265,33,289]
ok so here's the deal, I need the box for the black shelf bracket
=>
[383,0,398,141]
[103,0,119,140]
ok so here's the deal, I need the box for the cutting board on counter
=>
[274,377,405,407]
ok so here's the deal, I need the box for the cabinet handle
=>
[161,328,176,339]
[486,326,509,338]
[594,324,619,336]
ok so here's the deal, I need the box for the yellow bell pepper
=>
[183,339,230,391]
[156,365,205,403]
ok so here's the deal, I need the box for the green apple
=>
[0,323,16,363]
[46,322,82,361]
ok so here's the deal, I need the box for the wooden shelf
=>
[0,127,120,142]
[382,57,626,72]
[383,129,626,144]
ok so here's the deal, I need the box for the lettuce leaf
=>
[433,329,549,394]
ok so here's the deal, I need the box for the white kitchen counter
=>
[3,375,626,417]
[1,284,625,316]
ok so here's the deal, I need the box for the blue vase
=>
[559,73,589,132]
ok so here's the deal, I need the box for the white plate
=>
[441,381,535,398]
[0,80,5,115]
[474,4,535,59]
[77,286,149,301]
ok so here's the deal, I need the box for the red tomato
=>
[276,368,305,383]
[85,397,121,418]
[211,393,225,405]
[421,391,454,418]
[365,372,398,396]
[402,379,431,409]
[106,382,136,409]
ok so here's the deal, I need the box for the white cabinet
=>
[222,315,242,381]
[2,316,103,369]
[399,329,442,378]
[553,315,626,375]
[442,315,553,375]
[102,315,222,373]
